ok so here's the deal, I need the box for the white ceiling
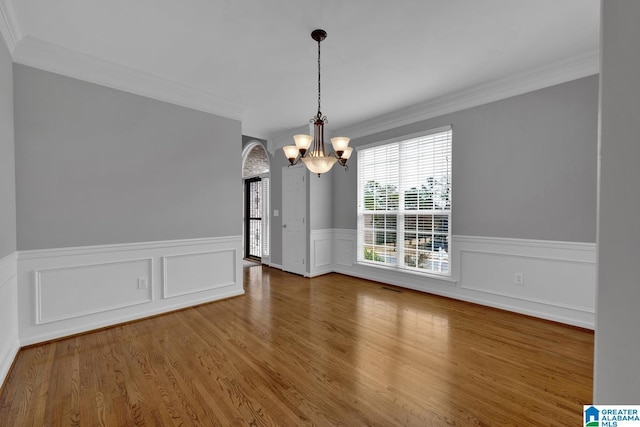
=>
[2,0,600,140]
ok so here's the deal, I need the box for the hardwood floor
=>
[0,266,593,426]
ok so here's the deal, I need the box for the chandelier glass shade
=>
[283,29,351,176]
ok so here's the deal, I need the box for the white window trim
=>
[357,125,452,277]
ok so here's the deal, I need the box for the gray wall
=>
[595,0,640,403]
[0,34,16,259]
[310,171,333,230]
[333,75,599,243]
[14,65,242,250]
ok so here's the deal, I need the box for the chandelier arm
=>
[287,157,301,167]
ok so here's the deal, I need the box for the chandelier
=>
[283,29,352,176]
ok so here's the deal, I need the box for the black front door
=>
[244,177,262,259]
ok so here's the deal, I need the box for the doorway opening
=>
[242,141,270,264]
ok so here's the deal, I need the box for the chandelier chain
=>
[317,37,321,117]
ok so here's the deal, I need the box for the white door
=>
[282,166,307,275]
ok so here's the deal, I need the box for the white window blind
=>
[357,127,452,276]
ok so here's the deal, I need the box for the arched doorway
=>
[242,141,270,263]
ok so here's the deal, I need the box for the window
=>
[357,126,452,276]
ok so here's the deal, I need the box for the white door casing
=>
[261,177,270,264]
[282,166,307,275]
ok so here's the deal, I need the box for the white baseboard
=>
[265,262,283,270]
[318,229,596,329]
[17,236,244,345]
[0,252,19,388]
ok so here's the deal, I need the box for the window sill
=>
[356,260,457,284]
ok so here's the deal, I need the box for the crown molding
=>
[0,0,23,53]
[13,36,245,121]
[334,49,600,140]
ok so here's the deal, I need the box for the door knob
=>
[282,224,287,228]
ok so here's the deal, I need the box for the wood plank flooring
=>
[0,266,594,426]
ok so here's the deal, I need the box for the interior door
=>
[282,166,307,275]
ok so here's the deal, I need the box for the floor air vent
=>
[381,286,402,293]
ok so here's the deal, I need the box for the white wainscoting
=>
[17,236,243,345]
[35,258,153,325]
[309,229,333,277]
[0,252,19,388]
[333,229,355,268]
[162,250,236,298]
[454,235,596,328]
[324,229,596,329]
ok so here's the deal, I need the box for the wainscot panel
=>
[163,249,236,298]
[17,237,243,345]
[309,229,333,277]
[35,259,153,324]
[333,229,355,268]
[328,229,596,329]
[0,252,19,389]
